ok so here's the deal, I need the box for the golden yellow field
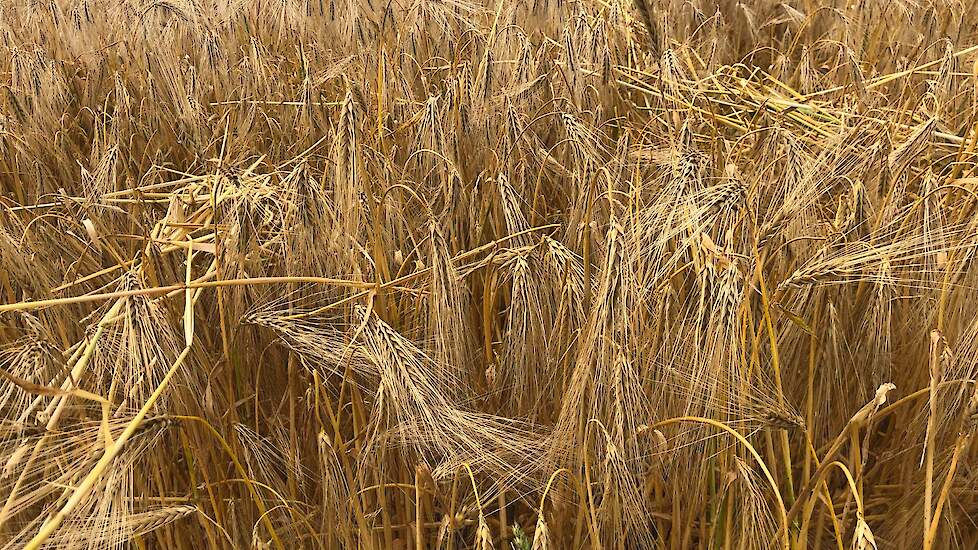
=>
[2,0,978,548]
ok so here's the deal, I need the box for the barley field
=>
[1,0,978,548]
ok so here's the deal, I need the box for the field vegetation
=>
[2,0,978,548]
